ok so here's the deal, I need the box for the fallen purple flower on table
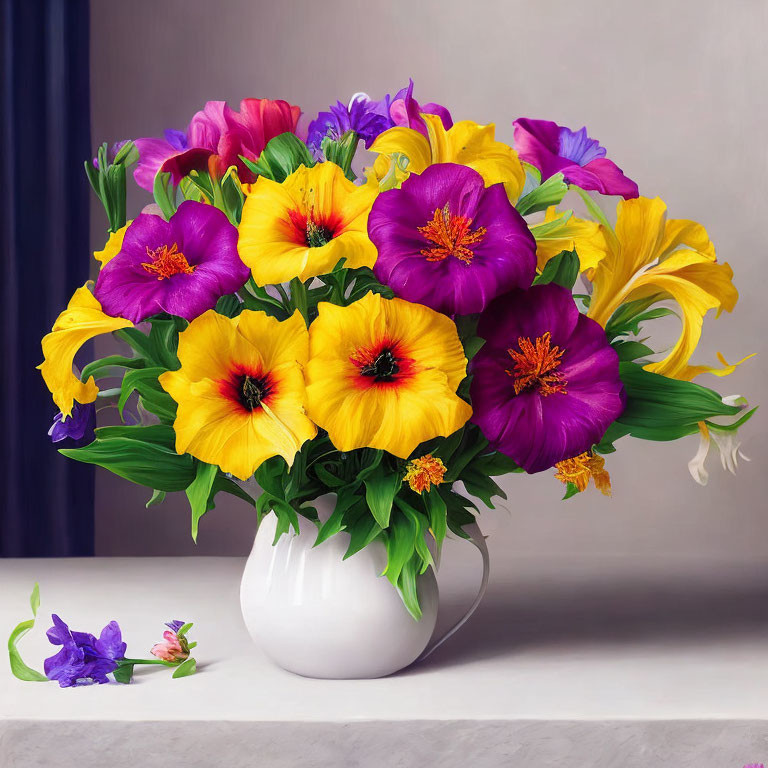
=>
[44,614,126,688]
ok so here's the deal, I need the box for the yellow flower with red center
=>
[38,283,133,416]
[403,455,447,493]
[158,309,317,480]
[305,292,472,458]
[369,114,526,201]
[237,162,378,285]
[554,452,611,496]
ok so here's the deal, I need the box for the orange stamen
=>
[506,331,567,396]
[141,243,195,280]
[417,204,486,265]
[554,452,611,496]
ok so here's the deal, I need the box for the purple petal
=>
[95,621,126,660]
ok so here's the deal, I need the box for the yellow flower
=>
[237,162,377,285]
[575,197,740,380]
[403,454,447,493]
[529,207,608,273]
[38,283,132,417]
[554,452,611,496]
[305,292,472,458]
[159,310,317,481]
[93,221,132,268]
[369,114,526,201]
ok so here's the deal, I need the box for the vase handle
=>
[417,521,490,662]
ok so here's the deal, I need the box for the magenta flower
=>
[44,614,126,687]
[513,118,638,199]
[94,201,249,323]
[470,284,625,472]
[389,79,452,137]
[368,163,536,316]
[133,98,301,191]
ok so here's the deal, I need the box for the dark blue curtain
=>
[1,0,94,556]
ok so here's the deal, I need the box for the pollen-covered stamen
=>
[357,348,400,382]
[417,203,486,265]
[141,243,196,280]
[238,374,270,411]
[505,331,567,396]
[306,217,333,248]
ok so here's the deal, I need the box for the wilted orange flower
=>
[403,454,447,493]
[554,451,611,496]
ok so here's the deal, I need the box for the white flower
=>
[688,417,750,487]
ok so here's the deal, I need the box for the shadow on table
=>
[402,578,768,674]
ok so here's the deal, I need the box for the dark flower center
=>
[238,374,271,410]
[359,348,400,382]
[306,218,333,248]
[505,332,567,397]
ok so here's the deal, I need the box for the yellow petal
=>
[93,221,132,268]
[38,283,132,416]
[238,163,377,285]
[369,116,526,201]
[305,292,471,457]
[530,207,609,273]
[620,250,738,379]
[159,309,316,479]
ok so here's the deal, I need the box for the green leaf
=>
[396,554,423,621]
[615,362,742,441]
[8,583,48,682]
[461,467,507,508]
[381,507,418,587]
[423,488,447,547]
[80,355,146,382]
[215,294,242,318]
[612,340,655,362]
[314,492,358,546]
[153,171,177,220]
[529,208,573,238]
[344,513,383,559]
[605,296,677,339]
[245,133,315,182]
[573,186,614,234]
[113,663,134,684]
[95,424,176,446]
[172,657,197,678]
[146,489,166,508]
[534,250,580,290]
[364,464,401,528]
[321,131,359,181]
[515,172,568,216]
[118,367,169,419]
[186,461,218,542]
[60,434,195,492]
[562,482,580,500]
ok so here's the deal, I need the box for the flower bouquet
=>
[40,83,755,645]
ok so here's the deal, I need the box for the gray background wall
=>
[90,0,768,566]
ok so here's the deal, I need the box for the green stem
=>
[275,282,291,309]
[118,657,175,667]
[289,277,309,324]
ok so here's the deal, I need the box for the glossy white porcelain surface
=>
[240,496,439,679]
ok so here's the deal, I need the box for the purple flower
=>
[470,284,625,472]
[389,79,452,137]
[368,163,536,316]
[94,201,249,323]
[513,118,638,199]
[48,402,96,445]
[133,129,190,190]
[307,81,452,152]
[44,614,126,687]
[165,619,185,633]
[307,94,392,150]
[133,99,302,191]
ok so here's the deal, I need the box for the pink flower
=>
[150,630,188,662]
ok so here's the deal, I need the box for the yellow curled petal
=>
[93,221,132,268]
[38,283,132,417]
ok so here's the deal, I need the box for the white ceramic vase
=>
[240,494,489,679]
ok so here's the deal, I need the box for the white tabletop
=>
[2,549,767,767]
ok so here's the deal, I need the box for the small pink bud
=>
[150,630,189,662]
